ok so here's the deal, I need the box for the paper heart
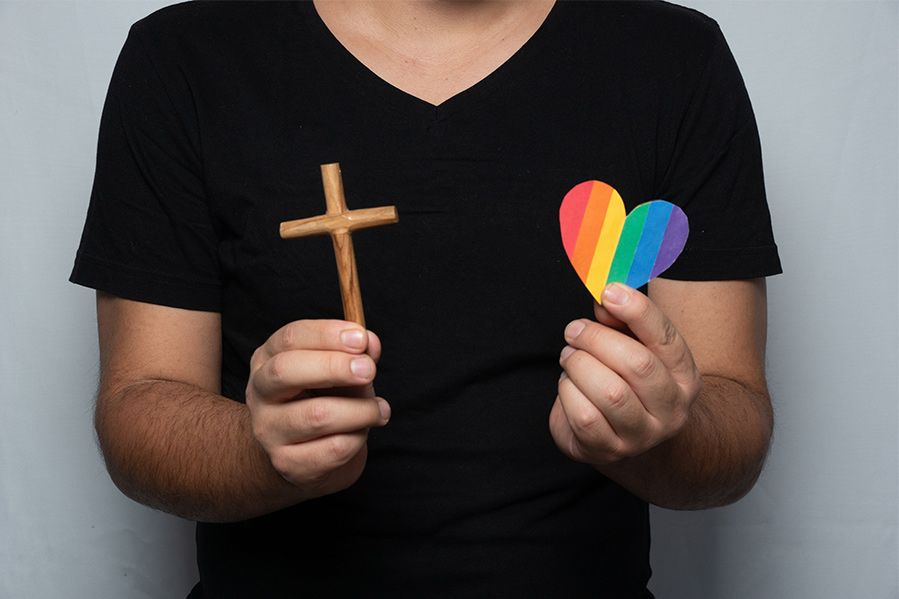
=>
[560,180,689,304]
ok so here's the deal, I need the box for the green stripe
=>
[606,204,649,285]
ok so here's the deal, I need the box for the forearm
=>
[96,380,306,522]
[598,374,773,510]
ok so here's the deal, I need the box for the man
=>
[72,1,781,596]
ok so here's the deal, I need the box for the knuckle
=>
[630,352,657,379]
[266,353,288,385]
[250,347,264,372]
[571,406,602,435]
[603,382,631,410]
[609,437,635,461]
[268,448,293,478]
[660,319,679,347]
[279,323,296,350]
[304,400,330,432]
[326,435,359,465]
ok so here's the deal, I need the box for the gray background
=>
[1,1,896,597]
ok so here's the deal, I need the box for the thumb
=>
[600,283,697,384]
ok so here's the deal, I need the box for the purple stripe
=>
[649,206,689,279]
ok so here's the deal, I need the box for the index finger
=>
[252,320,381,374]
[600,283,696,382]
[267,319,368,354]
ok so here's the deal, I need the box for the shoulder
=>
[565,1,721,38]
[127,1,300,52]
[116,1,311,94]
[617,0,720,33]
[549,1,733,104]
[558,1,725,66]
[131,1,271,33]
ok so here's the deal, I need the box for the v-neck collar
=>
[300,1,561,120]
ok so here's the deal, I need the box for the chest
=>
[187,25,669,358]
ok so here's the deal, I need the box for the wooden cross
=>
[279,163,398,327]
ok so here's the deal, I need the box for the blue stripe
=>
[626,202,674,287]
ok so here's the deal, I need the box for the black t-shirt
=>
[71,1,781,597]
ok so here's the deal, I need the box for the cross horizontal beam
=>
[279,206,398,239]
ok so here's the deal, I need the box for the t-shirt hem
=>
[70,252,222,312]
[661,244,783,281]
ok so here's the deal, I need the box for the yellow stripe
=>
[584,190,626,298]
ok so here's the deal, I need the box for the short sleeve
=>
[70,26,221,311]
[657,24,782,280]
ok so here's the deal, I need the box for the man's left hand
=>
[550,283,703,466]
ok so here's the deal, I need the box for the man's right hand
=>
[245,320,390,500]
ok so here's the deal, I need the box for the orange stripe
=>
[571,182,612,278]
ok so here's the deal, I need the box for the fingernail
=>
[603,284,630,306]
[350,357,372,378]
[341,329,366,349]
[559,345,575,362]
[377,399,391,422]
[564,320,586,340]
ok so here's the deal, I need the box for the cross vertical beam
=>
[321,164,363,325]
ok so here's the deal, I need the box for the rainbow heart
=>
[560,181,689,303]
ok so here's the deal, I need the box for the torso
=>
[105,2,756,595]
